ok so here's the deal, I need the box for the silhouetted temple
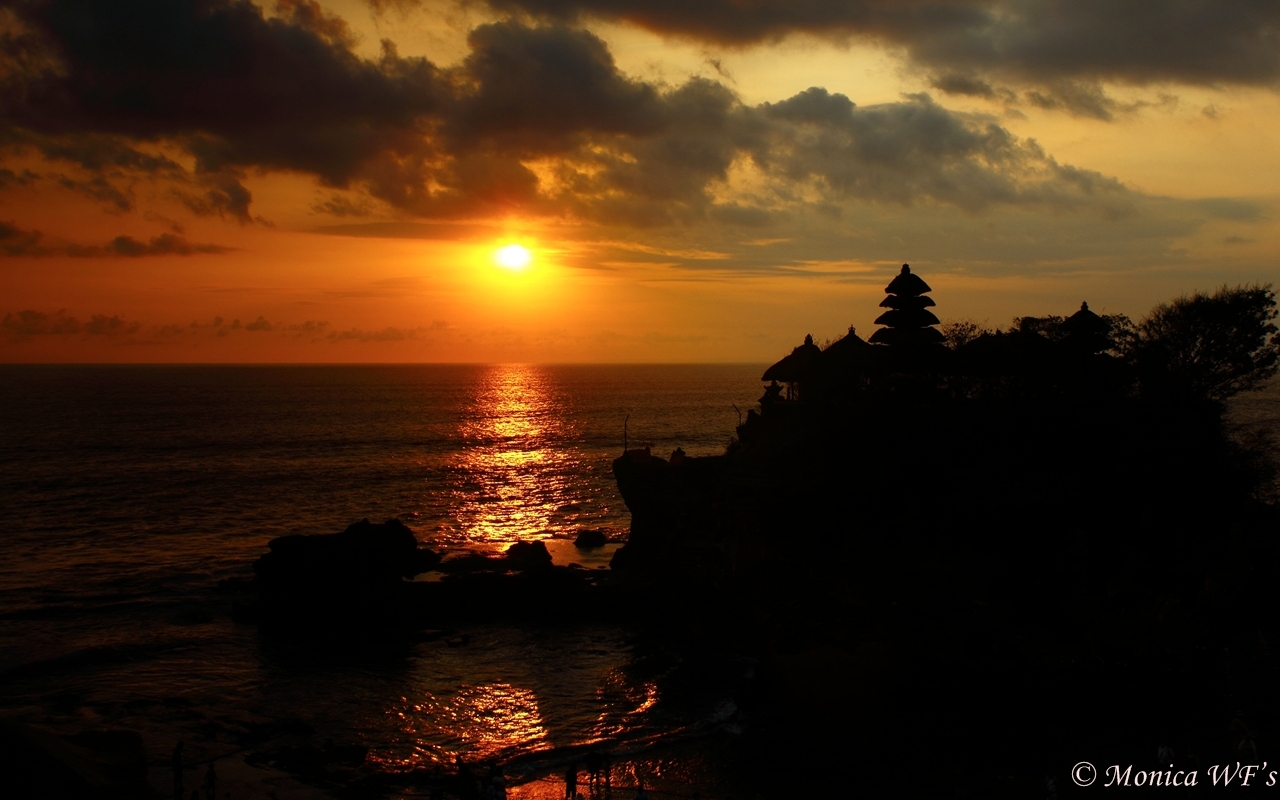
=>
[735,263,1138,447]
[761,333,822,400]
[1061,301,1111,355]
[607,274,1280,798]
[754,264,944,407]
[870,264,944,346]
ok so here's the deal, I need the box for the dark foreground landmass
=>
[12,277,1280,798]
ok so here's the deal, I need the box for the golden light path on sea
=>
[451,364,578,548]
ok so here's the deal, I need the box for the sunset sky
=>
[2,0,1279,362]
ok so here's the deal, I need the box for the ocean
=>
[0,364,765,789]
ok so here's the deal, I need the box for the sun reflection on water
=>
[447,365,586,550]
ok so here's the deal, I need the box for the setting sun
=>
[494,244,532,270]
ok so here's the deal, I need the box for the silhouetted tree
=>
[1011,314,1066,341]
[940,319,990,350]
[1132,284,1280,401]
[1102,313,1137,355]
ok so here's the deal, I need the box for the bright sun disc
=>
[495,244,531,270]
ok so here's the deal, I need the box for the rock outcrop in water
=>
[250,518,440,625]
[503,540,553,570]
[254,518,440,591]
[242,521,614,631]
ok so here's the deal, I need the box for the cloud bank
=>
[0,0,1186,226]
[0,221,231,257]
[481,0,1280,116]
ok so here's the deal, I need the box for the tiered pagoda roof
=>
[869,264,945,346]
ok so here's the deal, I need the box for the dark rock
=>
[436,552,503,575]
[504,540,553,571]
[574,529,608,548]
[253,518,440,594]
[249,519,441,630]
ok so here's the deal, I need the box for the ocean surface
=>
[0,364,765,782]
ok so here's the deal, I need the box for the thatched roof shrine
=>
[1061,301,1112,354]
[762,334,823,382]
[819,326,876,373]
[1062,302,1108,337]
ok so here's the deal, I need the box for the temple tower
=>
[869,264,945,347]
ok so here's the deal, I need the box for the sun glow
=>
[494,244,532,270]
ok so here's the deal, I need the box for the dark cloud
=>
[55,174,134,211]
[2,309,139,341]
[929,72,999,99]
[106,232,232,256]
[0,168,38,187]
[0,220,231,257]
[0,128,188,209]
[329,326,417,341]
[172,171,256,223]
[0,1,1253,236]
[1,308,333,344]
[82,313,138,335]
[452,22,662,150]
[4,3,640,220]
[555,78,747,226]
[0,220,46,255]
[1024,81,1123,121]
[1,309,80,339]
[481,0,1280,96]
[907,0,1280,88]
[480,0,966,45]
[1192,197,1265,222]
[749,89,1137,214]
[312,194,375,217]
[27,132,182,174]
[4,0,442,184]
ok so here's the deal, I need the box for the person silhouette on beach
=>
[584,751,601,787]
[489,763,507,800]
[204,762,216,800]
[430,765,443,800]
[172,741,184,800]
[565,763,578,799]
[456,756,479,800]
